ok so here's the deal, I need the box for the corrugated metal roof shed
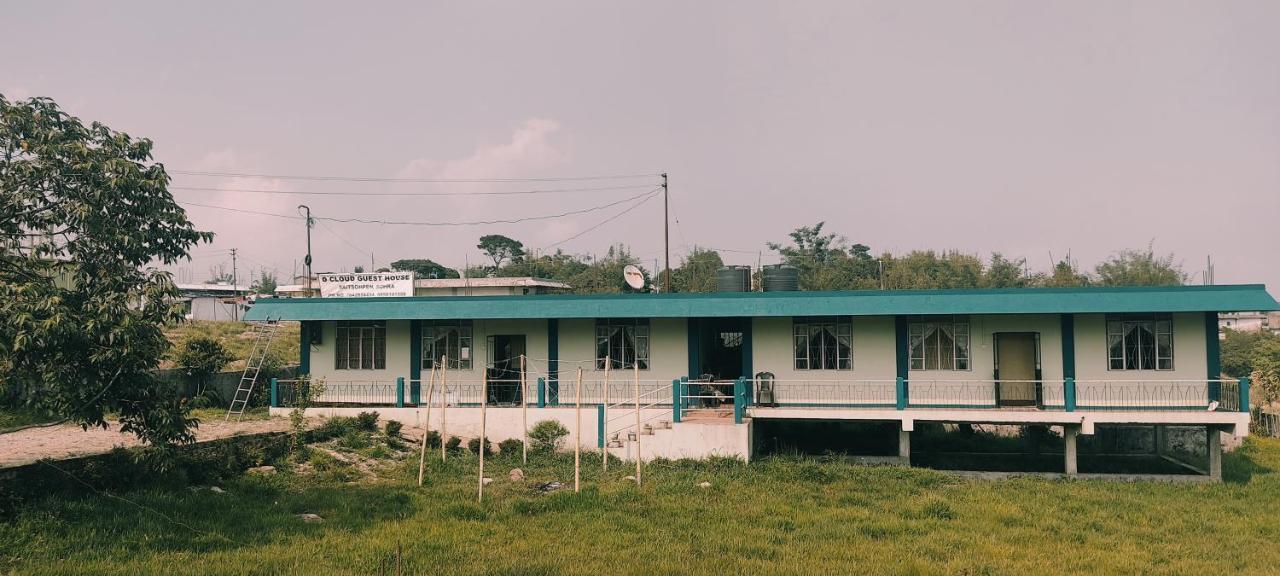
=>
[244,284,1279,321]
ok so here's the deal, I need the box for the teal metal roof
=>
[244,284,1278,321]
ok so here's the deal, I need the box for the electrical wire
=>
[169,184,658,197]
[541,190,660,250]
[178,188,661,227]
[168,170,662,183]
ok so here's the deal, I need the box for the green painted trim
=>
[1064,378,1076,412]
[733,378,745,424]
[270,378,279,408]
[1239,377,1250,413]
[245,284,1280,321]
[671,379,682,423]
[1207,312,1222,402]
[409,320,422,402]
[298,321,312,375]
[395,377,405,408]
[597,405,605,448]
[895,377,906,410]
[547,319,559,406]
[894,317,909,382]
[1061,314,1076,380]
[536,377,546,408]
[687,318,701,378]
[741,320,753,400]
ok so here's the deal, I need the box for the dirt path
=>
[0,416,297,469]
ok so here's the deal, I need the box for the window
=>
[422,320,473,370]
[793,317,852,370]
[1107,314,1173,370]
[334,321,386,370]
[596,318,649,370]
[909,316,970,371]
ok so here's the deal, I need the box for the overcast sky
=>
[3,1,1278,288]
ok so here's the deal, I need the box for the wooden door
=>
[995,333,1039,406]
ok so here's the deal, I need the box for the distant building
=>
[176,283,251,321]
[272,276,569,298]
[1219,311,1277,336]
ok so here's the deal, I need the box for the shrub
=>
[338,429,371,450]
[445,436,462,452]
[314,416,358,440]
[176,335,233,398]
[423,430,441,449]
[529,420,569,452]
[384,420,403,438]
[467,437,494,455]
[498,438,523,455]
[355,411,380,432]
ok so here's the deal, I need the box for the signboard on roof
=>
[318,272,415,298]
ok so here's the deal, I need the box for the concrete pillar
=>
[898,426,911,465]
[1208,425,1222,482]
[1064,425,1079,476]
[1154,425,1165,458]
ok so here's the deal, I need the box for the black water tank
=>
[762,265,799,291]
[716,266,751,292]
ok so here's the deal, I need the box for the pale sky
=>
[3,1,1278,289]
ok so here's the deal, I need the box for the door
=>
[486,335,526,405]
[698,318,746,380]
[994,332,1039,407]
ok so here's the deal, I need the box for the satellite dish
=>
[623,265,646,291]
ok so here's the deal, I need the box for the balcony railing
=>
[269,375,1251,415]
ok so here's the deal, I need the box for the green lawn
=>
[3,436,1279,575]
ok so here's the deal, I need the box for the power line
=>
[542,190,660,250]
[169,184,657,197]
[178,188,661,227]
[169,169,662,183]
[316,219,373,260]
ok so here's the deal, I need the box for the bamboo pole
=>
[478,370,487,502]
[635,362,641,486]
[574,366,582,493]
[602,356,610,472]
[520,354,528,465]
[440,355,448,462]
[417,366,438,486]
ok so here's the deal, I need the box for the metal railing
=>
[1074,379,1225,411]
[545,379,675,407]
[681,380,737,411]
[602,383,676,445]
[1255,411,1280,438]
[753,379,897,408]
[275,379,397,407]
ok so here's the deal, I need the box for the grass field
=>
[2,432,1279,575]
[162,320,300,370]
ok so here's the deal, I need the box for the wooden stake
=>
[520,354,528,465]
[417,366,437,486]
[635,362,642,486]
[574,366,582,493]
[440,355,448,462]
[602,356,610,472]
[478,370,487,502]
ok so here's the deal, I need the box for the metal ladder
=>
[225,318,281,421]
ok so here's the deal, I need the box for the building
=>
[176,282,252,321]
[1219,311,1278,336]
[272,276,569,298]
[245,283,1279,479]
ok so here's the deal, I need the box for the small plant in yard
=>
[529,420,569,452]
[445,436,462,452]
[384,420,403,438]
[176,335,233,407]
[338,429,372,450]
[355,411,380,432]
[423,430,441,449]
[467,437,494,456]
[498,438,523,456]
[287,375,326,456]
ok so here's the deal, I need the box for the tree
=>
[251,269,278,295]
[390,258,459,279]
[1045,258,1091,287]
[352,265,364,273]
[175,336,232,400]
[768,222,877,290]
[663,247,724,293]
[1095,247,1185,286]
[477,234,525,269]
[1222,329,1280,378]
[982,253,1038,288]
[881,251,984,289]
[206,263,233,284]
[1,95,211,447]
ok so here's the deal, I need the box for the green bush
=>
[355,411,380,432]
[314,416,359,440]
[423,430,441,449]
[529,420,569,452]
[498,438,523,455]
[384,420,403,438]
[467,437,494,455]
[176,335,233,399]
[445,436,462,452]
[338,429,371,450]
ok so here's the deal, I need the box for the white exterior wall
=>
[751,316,898,405]
[556,317,688,380]
[1073,312,1210,408]
[307,320,412,404]
[906,314,1064,407]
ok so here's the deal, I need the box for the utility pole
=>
[662,173,671,294]
[298,205,314,296]
[230,247,239,321]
